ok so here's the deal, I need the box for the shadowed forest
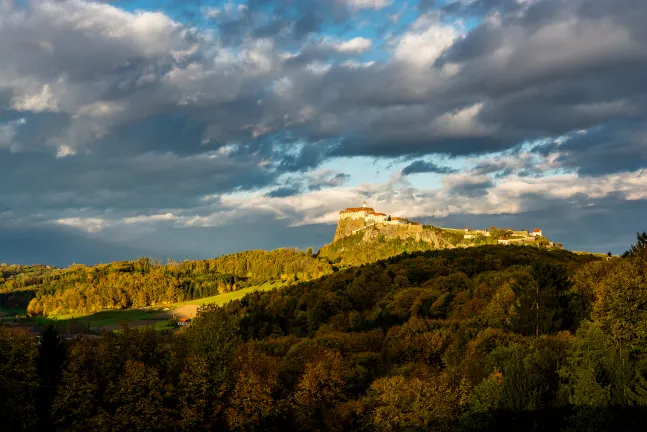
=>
[2,234,647,431]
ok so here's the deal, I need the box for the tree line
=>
[0,249,332,316]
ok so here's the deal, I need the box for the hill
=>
[9,242,647,431]
[0,249,332,318]
[1,203,562,321]
[320,202,558,266]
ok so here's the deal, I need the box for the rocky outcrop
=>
[333,218,455,249]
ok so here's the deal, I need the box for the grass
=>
[171,281,284,307]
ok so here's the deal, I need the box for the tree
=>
[224,345,280,431]
[177,355,211,431]
[293,350,347,431]
[51,338,103,432]
[104,360,168,431]
[368,374,458,432]
[512,262,572,335]
[623,232,647,258]
[589,257,647,349]
[0,327,39,431]
[37,325,66,430]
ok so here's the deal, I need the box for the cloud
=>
[1,0,647,263]
[345,0,394,10]
[0,118,25,150]
[401,160,457,175]
[333,37,373,54]
[266,185,303,198]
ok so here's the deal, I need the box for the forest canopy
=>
[5,239,647,431]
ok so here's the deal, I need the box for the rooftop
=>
[340,207,375,213]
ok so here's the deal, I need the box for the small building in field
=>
[177,318,191,327]
[530,228,543,237]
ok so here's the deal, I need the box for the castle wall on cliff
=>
[334,202,414,240]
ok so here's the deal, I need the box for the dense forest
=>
[0,249,332,316]
[3,234,647,431]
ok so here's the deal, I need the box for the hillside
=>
[9,242,647,431]
[321,203,558,266]
[1,204,561,320]
[0,249,332,318]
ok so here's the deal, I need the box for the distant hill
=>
[0,249,333,317]
[319,203,559,266]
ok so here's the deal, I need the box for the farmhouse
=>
[177,318,191,327]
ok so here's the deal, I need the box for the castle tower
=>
[362,201,367,208]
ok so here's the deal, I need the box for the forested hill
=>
[6,240,647,431]
[0,249,333,316]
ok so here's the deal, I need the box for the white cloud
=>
[334,37,372,54]
[432,103,497,137]
[202,6,221,19]
[394,17,460,68]
[75,101,126,118]
[11,84,59,112]
[218,163,647,226]
[55,217,107,233]
[345,0,393,10]
[123,213,179,224]
[55,145,76,158]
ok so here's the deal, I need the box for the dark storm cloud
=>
[0,219,337,267]
[8,0,646,169]
[0,225,146,267]
[555,121,647,176]
[264,170,349,197]
[448,179,495,198]
[309,172,350,191]
[401,160,457,175]
[266,185,303,198]
[0,150,277,214]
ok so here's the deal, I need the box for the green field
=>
[171,280,284,307]
[13,280,286,331]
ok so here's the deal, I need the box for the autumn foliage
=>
[3,234,647,431]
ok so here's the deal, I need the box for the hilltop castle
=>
[339,201,408,224]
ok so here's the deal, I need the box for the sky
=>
[1,0,647,266]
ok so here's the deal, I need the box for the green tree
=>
[177,355,211,431]
[512,262,572,335]
[104,360,168,432]
[293,350,347,431]
[623,231,647,258]
[37,325,66,430]
[0,327,39,431]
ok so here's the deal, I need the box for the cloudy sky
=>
[1,0,646,265]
